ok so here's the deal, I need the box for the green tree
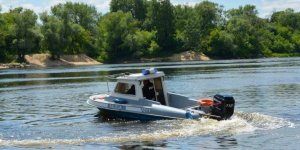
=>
[9,7,41,62]
[226,5,258,18]
[145,0,175,52]
[51,2,99,33]
[269,9,300,54]
[110,0,147,21]
[132,0,147,22]
[124,30,157,57]
[271,35,294,53]
[97,11,138,62]
[207,29,236,58]
[0,7,7,62]
[40,13,64,59]
[0,6,4,48]
[271,9,300,30]
[110,0,133,12]
[182,1,222,52]
[174,5,193,33]
[143,0,159,30]
[226,17,257,58]
[222,5,266,58]
[256,27,273,57]
[291,31,300,52]
[0,9,17,62]
[50,2,99,56]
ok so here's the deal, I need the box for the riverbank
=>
[271,53,300,57]
[0,54,101,69]
[0,63,31,69]
[140,51,210,62]
[2,52,300,70]
[25,54,101,67]
[0,51,210,69]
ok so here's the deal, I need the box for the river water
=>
[0,58,299,149]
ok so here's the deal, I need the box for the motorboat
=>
[87,68,235,121]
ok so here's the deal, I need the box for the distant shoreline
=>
[0,54,101,70]
[24,54,101,67]
[0,63,31,69]
[1,52,299,70]
[0,51,210,69]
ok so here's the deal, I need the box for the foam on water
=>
[235,111,295,129]
[0,112,294,147]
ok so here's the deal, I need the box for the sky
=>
[0,0,300,18]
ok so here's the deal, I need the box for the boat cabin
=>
[110,69,168,105]
[88,68,235,121]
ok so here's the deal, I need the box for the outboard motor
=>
[211,94,235,120]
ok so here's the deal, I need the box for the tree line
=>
[0,0,300,63]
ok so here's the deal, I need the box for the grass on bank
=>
[271,53,300,58]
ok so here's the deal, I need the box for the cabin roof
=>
[116,71,165,81]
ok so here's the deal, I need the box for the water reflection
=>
[1,57,299,90]
[118,141,167,150]
[0,57,299,149]
[215,136,238,148]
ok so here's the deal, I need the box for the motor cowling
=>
[211,94,235,120]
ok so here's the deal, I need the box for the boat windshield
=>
[114,82,136,95]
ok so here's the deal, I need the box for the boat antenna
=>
[105,72,131,93]
[106,81,110,93]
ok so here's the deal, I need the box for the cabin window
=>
[153,77,166,105]
[142,80,156,101]
[114,82,136,95]
[141,78,166,105]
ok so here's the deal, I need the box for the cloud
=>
[1,0,299,18]
[0,3,8,12]
[0,0,111,14]
[260,0,300,17]
[170,0,198,6]
[0,0,14,11]
[93,0,111,13]
[48,0,111,13]
[20,3,45,13]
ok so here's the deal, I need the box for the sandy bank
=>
[0,65,8,69]
[24,54,101,67]
[1,51,208,69]
[168,51,210,61]
[0,54,100,69]
[141,51,210,62]
[0,63,30,69]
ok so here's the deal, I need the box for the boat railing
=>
[106,72,131,80]
[105,72,130,93]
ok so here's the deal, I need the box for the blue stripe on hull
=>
[99,108,171,121]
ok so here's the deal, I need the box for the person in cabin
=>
[126,84,135,95]
[142,80,156,100]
